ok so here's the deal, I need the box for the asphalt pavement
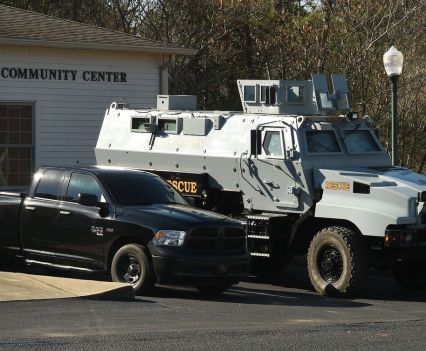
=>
[0,261,425,350]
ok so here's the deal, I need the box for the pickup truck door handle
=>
[25,206,36,211]
[59,210,72,216]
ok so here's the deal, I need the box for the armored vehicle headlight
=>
[153,230,186,246]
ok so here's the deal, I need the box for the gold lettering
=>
[168,179,199,194]
[325,181,350,191]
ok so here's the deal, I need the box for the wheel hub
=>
[119,255,141,285]
[317,245,343,283]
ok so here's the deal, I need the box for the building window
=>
[0,103,34,187]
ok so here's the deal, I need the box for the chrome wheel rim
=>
[118,254,141,285]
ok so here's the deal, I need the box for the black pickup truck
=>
[0,166,250,294]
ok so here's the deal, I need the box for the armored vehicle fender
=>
[314,167,426,237]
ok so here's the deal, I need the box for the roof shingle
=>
[0,4,196,55]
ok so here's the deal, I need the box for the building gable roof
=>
[0,4,196,55]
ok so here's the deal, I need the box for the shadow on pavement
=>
[249,263,426,303]
[2,257,425,304]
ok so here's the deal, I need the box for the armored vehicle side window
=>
[158,119,177,133]
[131,117,150,131]
[260,86,277,105]
[344,130,381,153]
[306,130,341,153]
[243,85,256,103]
[287,85,304,104]
[65,173,104,203]
[34,170,64,200]
[131,117,151,132]
[263,131,283,157]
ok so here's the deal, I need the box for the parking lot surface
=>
[0,262,425,350]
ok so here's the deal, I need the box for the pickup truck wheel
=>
[392,261,426,291]
[196,284,232,295]
[307,226,369,297]
[111,244,154,295]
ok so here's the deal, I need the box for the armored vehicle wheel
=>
[307,226,369,296]
[392,261,426,291]
[111,244,154,295]
[196,284,232,295]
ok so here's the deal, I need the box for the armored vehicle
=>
[96,74,426,296]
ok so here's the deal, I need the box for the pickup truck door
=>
[20,169,67,260]
[54,171,111,269]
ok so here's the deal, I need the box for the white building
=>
[0,4,195,187]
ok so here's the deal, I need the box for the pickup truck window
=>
[99,171,187,206]
[65,173,104,202]
[34,170,64,200]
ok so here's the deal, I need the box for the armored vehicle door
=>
[242,127,299,211]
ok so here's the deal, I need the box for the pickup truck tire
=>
[392,261,426,291]
[196,284,231,295]
[307,226,369,297]
[111,244,154,294]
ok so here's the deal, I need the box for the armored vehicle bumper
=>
[383,226,426,260]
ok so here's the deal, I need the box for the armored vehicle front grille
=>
[186,227,246,253]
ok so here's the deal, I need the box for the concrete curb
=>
[0,272,135,302]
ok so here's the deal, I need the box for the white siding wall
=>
[0,45,162,166]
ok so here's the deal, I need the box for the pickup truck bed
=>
[0,191,25,256]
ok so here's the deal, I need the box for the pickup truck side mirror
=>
[78,193,98,207]
[78,193,109,217]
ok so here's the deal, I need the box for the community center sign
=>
[0,67,127,82]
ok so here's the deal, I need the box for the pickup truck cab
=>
[0,166,250,294]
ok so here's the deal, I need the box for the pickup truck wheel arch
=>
[110,243,155,294]
[307,226,369,297]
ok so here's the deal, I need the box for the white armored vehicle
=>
[96,74,426,296]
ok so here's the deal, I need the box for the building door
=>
[0,103,34,187]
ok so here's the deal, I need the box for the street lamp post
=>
[383,46,404,166]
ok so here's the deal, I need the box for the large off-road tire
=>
[392,261,426,291]
[111,244,154,295]
[196,284,232,295]
[307,226,369,297]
